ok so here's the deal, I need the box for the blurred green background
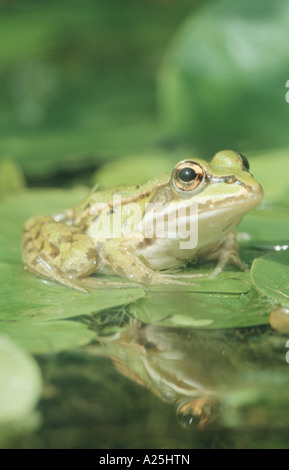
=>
[0,0,198,185]
[1,0,289,450]
[1,0,288,189]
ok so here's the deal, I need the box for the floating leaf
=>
[0,262,144,321]
[130,289,271,329]
[251,251,289,308]
[165,269,252,294]
[0,321,96,354]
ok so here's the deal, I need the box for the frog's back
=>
[73,173,170,218]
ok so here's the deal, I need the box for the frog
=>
[22,150,263,292]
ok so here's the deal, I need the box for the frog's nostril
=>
[225,175,237,184]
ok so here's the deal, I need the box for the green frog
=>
[22,150,263,291]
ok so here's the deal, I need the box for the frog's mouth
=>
[138,183,263,243]
[197,188,263,216]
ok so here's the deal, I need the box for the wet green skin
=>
[22,150,263,291]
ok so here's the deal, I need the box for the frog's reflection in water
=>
[91,321,242,430]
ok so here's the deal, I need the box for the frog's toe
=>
[47,274,91,294]
[148,273,196,286]
[164,272,208,279]
[209,255,249,278]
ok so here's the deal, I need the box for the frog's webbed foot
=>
[205,230,248,278]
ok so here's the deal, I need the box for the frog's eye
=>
[172,161,205,193]
[238,153,250,172]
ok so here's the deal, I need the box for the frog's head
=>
[169,150,263,210]
[146,150,263,249]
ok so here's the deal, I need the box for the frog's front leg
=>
[22,215,98,292]
[205,230,248,277]
[101,238,190,286]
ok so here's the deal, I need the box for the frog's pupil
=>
[178,167,197,183]
[239,153,250,172]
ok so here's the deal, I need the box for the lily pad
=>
[0,262,144,321]
[251,251,289,308]
[129,288,272,329]
[0,321,96,354]
[169,269,252,294]
[147,268,252,295]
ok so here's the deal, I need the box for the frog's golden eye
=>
[238,153,250,172]
[172,161,205,193]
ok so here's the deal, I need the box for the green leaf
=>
[171,269,252,294]
[0,321,95,354]
[251,251,289,308]
[0,335,42,423]
[130,288,271,329]
[0,262,144,321]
